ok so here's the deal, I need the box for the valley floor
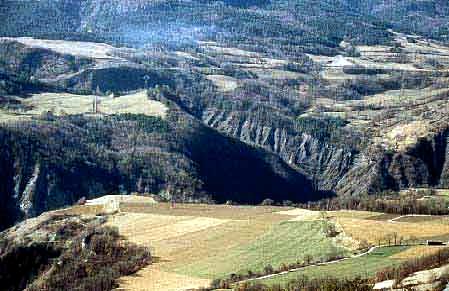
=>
[61,200,449,291]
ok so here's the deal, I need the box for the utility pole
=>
[93,95,98,114]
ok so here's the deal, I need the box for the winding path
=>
[239,214,433,284]
[388,214,432,223]
[239,246,380,283]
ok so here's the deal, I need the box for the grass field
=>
[333,215,449,245]
[255,246,408,286]
[390,246,448,259]
[63,201,449,290]
[24,90,168,117]
[0,90,168,123]
[174,220,348,278]
[105,203,294,290]
[206,75,239,92]
[71,202,347,290]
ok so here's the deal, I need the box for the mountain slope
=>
[2,0,448,50]
[1,0,449,229]
[0,105,319,230]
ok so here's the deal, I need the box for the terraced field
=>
[63,200,449,291]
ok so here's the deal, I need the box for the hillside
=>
[4,199,449,290]
[0,0,449,231]
[2,0,449,50]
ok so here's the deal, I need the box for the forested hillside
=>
[0,108,318,230]
[1,0,449,229]
[1,0,449,52]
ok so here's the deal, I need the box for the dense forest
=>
[1,0,449,53]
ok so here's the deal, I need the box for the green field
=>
[73,202,449,291]
[173,220,349,279]
[256,246,408,286]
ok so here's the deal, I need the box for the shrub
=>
[261,199,275,206]
[0,217,152,291]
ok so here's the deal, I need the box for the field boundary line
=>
[389,214,432,223]
[237,244,424,283]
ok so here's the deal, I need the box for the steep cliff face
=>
[334,128,449,196]
[202,106,449,197]
[410,129,449,187]
[368,128,449,193]
[202,108,355,193]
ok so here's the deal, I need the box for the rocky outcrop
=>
[202,108,355,194]
[410,129,449,188]
[19,163,41,216]
[374,263,449,291]
[202,107,449,197]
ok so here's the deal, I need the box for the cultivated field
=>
[0,90,168,122]
[63,199,449,291]
[257,246,409,287]
[333,214,449,245]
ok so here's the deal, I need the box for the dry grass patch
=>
[173,220,349,279]
[57,205,104,216]
[384,120,432,151]
[206,75,239,92]
[100,91,167,117]
[391,246,448,260]
[204,45,260,58]
[105,204,354,289]
[142,217,229,242]
[0,110,32,123]
[86,195,157,206]
[116,266,211,291]
[108,205,288,290]
[121,202,291,220]
[1,37,118,59]
[393,216,449,224]
[336,217,449,245]
[277,208,321,221]
[106,213,224,245]
[364,88,449,107]
[250,69,302,80]
[155,217,285,270]
[21,90,167,118]
[328,210,385,219]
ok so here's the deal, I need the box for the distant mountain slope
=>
[1,0,449,230]
[1,0,448,51]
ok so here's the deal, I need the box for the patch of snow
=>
[329,55,353,67]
